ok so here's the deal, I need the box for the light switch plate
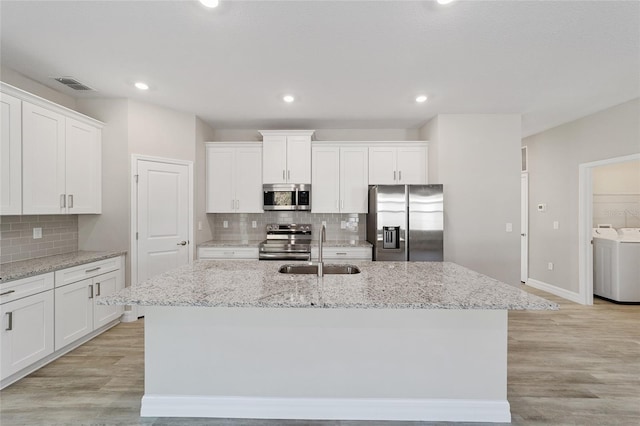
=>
[506,223,513,232]
[553,221,559,230]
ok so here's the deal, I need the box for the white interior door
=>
[521,173,529,283]
[136,159,190,292]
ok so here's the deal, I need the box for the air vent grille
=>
[54,77,94,91]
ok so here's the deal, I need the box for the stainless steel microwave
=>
[263,184,311,211]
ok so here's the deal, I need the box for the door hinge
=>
[134,174,139,183]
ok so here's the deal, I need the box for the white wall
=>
[1,66,77,110]
[420,114,522,285]
[523,98,640,293]
[195,117,216,245]
[76,99,131,283]
[208,128,420,142]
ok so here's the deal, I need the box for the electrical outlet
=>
[553,221,559,230]
[252,221,257,228]
[198,221,202,231]
[223,220,228,228]
[321,221,327,227]
[506,223,513,232]
[341,221,347,229]
[33,227,42,239]
[548,262,554,271]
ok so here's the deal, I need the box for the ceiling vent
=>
[53,77,94,91]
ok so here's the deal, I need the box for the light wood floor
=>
[1,287,638,426]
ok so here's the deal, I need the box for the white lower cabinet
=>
[0,289,54,380]
[198,246,259,260]
[311,246,372,262]
[55,267,124,350]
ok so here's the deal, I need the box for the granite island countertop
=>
[99,260,557,310]
[0,250,127,283]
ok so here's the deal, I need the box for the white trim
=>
[140,395,511,423]
[521,145,528,172]
[0,81,104,128]
[130,154,194,317]
[578,153,640,306]
[312,140,429,148]
[120,310,139,323]
[259,130,315,138]
[527,278,583,304]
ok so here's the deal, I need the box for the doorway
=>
[578,153,640,305]
[521,173,528,283]
[130,155,193,317]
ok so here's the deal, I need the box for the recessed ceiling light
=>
[134,82,149,90]
[199,0,219,8]
[437,0,456,5]
[416,95,428,103]
[283,95,295,103]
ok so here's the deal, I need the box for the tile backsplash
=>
[208,212,366,242]
[0,215,78,264]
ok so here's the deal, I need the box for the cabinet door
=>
[22,102,66,214]
[397,146,427,184]
[1,290,54,380]
[54,279,93,350]
[65,118,101,213]
[206,146,235,213]
[93,270,122,329]
[262,136,287,184]
[0,92,22,215]
[312,146,340,213]
[286,136,311,184]
[340,147,369,213]
[368,147,397,184]
[235,147,263,213]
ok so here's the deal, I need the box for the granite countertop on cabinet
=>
[198,240,264,248]
[0,250,127,284]
[310,240,372,248]
[99,260,558,311]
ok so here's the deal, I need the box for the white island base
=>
[141,306,510,423]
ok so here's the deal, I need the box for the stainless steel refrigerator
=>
[367,184,444,261]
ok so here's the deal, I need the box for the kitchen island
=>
[99,260,557,423]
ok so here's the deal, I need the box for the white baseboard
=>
[141,395,511,423]
[527,278,584,304]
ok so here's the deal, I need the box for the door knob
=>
[177,241,187,246]
[521,233,526,236]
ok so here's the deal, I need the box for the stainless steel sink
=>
[278,264,361,275]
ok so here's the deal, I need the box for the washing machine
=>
[593,227,640,303]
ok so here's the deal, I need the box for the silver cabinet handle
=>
[399,170,402,181]
[235,200,239,210]
[89,284,94,299]
[95,282,101,297]
[85,267,101,273]
[68,194,74,208]
[336,252,347,255]
[282,170,285,180]
[6,312,13,331]
[287,170,290,180]
[0,290,16,296]
[341,200,344,209]
[60,194,66,208]
[393,171,396,181]
[177,241,187,246]
[223,251,235,256]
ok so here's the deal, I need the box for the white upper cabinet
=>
[369,144,427,185]
[312,144,368,213]
[260,131,314,184]
[0,92,22,215]
[2,82,104,215]
[206,143,263,213]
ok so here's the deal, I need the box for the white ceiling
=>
[1,0,638,137]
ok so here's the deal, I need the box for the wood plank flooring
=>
[1,286,638,425]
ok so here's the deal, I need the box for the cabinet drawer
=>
[0,273,54,305]
[54,256,122,288]
[311,246,372,261]
[198,247,259,260]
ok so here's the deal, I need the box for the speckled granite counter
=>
[0,250,127,283]
[99,260,556,310]
[198,240,263,248]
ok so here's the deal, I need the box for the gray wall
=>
[523,98,640,293]
[195,118,216,245]
[420,114,522,285]
[1,66,77,110]
[208,128,420,142]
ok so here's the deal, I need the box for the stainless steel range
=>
[258,223,312,261]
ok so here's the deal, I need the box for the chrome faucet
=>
[318,223,326,277]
